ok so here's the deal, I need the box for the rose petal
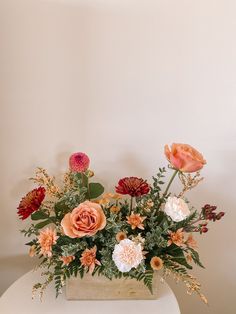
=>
[61,213,77,238]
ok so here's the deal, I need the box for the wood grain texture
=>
[66,272,159,300]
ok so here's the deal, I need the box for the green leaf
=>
[189,248,205,268]
[166,245,193,269]
[54,200,71,218]
[34,219,51,229]
[31,211,49,220]
[88,182,104,199]
[174,211,198,230]
[73,172,88,188]
[61,242,87,256]
[25,240,35,246]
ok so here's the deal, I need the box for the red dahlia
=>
[17,187,46,220]
[115,177,150,197]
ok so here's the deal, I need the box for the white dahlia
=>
[112,239,143,272]
[164,196,190,222]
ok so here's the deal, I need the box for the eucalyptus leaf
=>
[34,219,51,229]
[88,182,104,199]
[31,211,49,221]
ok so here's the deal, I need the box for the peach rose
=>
[164,143,206,173]
[61,201,106,238]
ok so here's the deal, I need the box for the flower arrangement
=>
[18,144,225,302]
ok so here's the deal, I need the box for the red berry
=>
[201,227,208,233]
[216,212,225,220]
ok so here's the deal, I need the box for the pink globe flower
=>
[69,152,90,172]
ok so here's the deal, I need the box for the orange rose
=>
[61,201,106,238]
[164,143,206,173]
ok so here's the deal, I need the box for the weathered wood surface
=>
[66,272,159,300]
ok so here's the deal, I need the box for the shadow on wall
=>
[0,255,37,296]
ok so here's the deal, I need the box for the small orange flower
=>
[103,193,122,200]
[60,255,75,266]
[144,199,154,212]
[127,213,146,230]
[38,228,58,257]
[167,228,184,247]
[80,246,101,274]
[185,234,198,249]
[97,197,110,206]
[97,193,122,206]
[116,231,127,242]
[29,245,36,257]
[110,205,121,214]
[150,256,163,270]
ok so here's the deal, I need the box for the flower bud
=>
[216,212,225,220]
[201,227,208,233]
[86,170,94,178]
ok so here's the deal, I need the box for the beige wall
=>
[0,0,235,313]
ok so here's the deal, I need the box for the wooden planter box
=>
[66,272,158,300]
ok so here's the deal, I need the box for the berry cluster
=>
[202,204,225,221]
[197,204,225,234]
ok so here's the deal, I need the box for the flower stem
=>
[157,169,179,211]
[163,169,179,197]
[130,197,133,213]
[87,179,91,200]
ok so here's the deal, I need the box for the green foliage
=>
[61,242,87,256]
[173,210,199,231]
[105,214,125,232]
[31,211,58,229]
[88,182,104,199]
[150,167,167,205]
[188,248,205,268]
[125,269,154,293]
[165,245,192,269]
[21,224,39,237]
[54,265,65,298]
[54,186,87,219]
[34,219,52,229]
[145,226,168,251]
[64,261,84,279]
[31,211,49,220]
[163,258,188,275]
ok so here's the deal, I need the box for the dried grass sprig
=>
[163,260,208,304]
[30,168,61,198]
[178,172,204,198]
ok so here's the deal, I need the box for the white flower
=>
[164,196,190,222]
[112,239,143,272]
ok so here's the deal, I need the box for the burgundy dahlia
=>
[115,177,150,197]
[17,187,46,220]
[69,152,90,173]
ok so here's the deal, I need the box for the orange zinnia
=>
[116,231,127,242]
[150,256,163,270]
